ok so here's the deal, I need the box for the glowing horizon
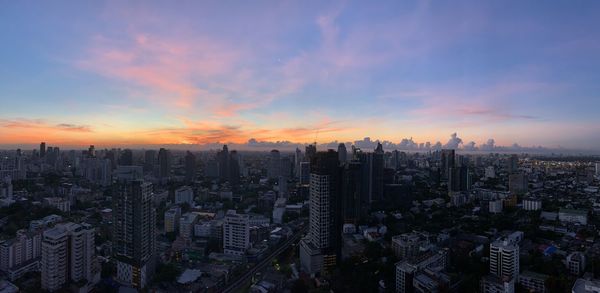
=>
[1,1,600,150]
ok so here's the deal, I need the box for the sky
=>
[1,1,600,151]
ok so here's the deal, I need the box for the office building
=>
[144,150,156,173]
[337,143,347,164]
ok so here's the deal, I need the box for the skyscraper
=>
[229,150,240,186]
[143,150,156,173]
[268,149,281,179]
[440,149,455,180]
[300,150,341,276]
[184,151,196,182]
[337,143,347,164]
[113,180,156,289]
[342,161,363,224]
[157,148,171,181]
[119,149,133,166]
[40,142,46,158]
[371,142,384,202]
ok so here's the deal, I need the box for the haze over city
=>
[2,1,600,152]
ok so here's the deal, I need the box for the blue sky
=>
[1,1,599,149]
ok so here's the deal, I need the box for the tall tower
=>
[217,145,229,181]
[371,142,384,202]
[113,180,156,289]
[184,151,196,182]
[40,142,46,158]
[299,150,341,276]
[268,150,281,179]
[337,143,347,164]
[157,148,171,181]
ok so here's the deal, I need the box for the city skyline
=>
[2,1,600,150]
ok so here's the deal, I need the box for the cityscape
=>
[2,1,600,293]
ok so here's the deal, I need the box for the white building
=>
[223,210,249,256]
[518,271,547,293]
[175,186,194,206]
[490,240,519,282]
[41,222,95,292]
[522,198,542,211]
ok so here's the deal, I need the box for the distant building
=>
[164,206,181,233]
[43,197,70,213]
[558,208,588,225]
[175,186,194,205]
[391,232,429,260]
[522,198,542,211]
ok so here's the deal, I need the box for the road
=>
[220,225,307,293]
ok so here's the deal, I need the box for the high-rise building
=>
[179,213,198,240]
[41,222,95,292]
[300,150,341,276]
[337,143,347,164]
[113,180,156,289]
[184,151,196,182]
[489,239,519,282]
[223,210,249,256]
[371,143,384,202]
[119,149,133,166]
[88,145,95,158]
[143,150,156,173]
[40,142,46,158]
[448,166,471,193]
[305,144,317,162]
[440,149,455,180]
[268,150,281,179]
[300,162,310,185]
[294,148,303,178]
[229,150,240,186]
[342,161,363,224]
[157,148,171,181]
[217,145,230,181]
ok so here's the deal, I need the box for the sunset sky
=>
[1,1,600,150]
